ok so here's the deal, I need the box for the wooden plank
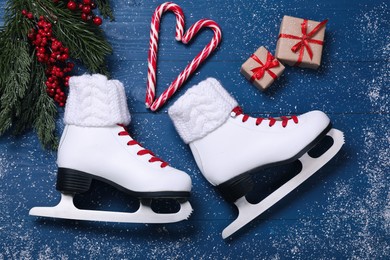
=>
[105,0,389,62]
[0,0,388,258]
[108,60,389,114]
[1,114,388,259]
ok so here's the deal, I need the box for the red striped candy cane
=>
[145,2,222,111]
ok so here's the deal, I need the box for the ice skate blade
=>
[29,194,193,224]
[222,128,344,239]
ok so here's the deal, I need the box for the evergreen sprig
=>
[96,0,114,21]
[0,0,113,149]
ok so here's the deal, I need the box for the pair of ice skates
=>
[30,75,344,239]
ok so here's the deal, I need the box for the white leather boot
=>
[30,74,192,224]
[168,78,344,238]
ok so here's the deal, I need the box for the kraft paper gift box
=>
[241,46,285,91]
[275,15,328,69]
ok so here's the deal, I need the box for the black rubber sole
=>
[56,168,190,200]
[216,123,333,203]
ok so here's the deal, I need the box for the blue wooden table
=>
[1,0,389,258]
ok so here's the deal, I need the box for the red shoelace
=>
[117,125,168,168]
[231,106,298,127]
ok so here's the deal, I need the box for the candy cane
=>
[146,2,222,111]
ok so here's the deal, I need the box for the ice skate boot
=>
[30,74,192,223]
[168,78,344,238]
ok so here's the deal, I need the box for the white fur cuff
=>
[168,78,238,144]
[64,74,131,127]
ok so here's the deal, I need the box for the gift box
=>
[240,46,285,91]
[275,15,328,69]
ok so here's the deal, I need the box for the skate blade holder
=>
[29,195,193,224]
[222,128,345,239]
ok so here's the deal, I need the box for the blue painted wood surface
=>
[1,0,389,258]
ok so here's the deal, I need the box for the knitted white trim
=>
[168,78,238,144]
[64,74,131,127]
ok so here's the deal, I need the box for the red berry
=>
[41,38,48,45]
[27,33,35,40]
[82,5,91,14]
[93,16,102,26]
[21,10,27,16]
[81,13,88,21]
[67,1,77,11]
[83,0,92,4]
[27,13,34,19]
[61,54,69,61]
[51,41,62,51]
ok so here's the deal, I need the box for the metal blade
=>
[222,128,344,239]
[29,194,193,224]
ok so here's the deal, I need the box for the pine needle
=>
[0,0,114,149]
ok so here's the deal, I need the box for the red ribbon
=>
[278,19,328,66]
[250,52,280,81]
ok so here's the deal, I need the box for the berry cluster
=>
[22,11,74,107]
[58,0,103,26]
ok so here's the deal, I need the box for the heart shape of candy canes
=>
[145,2,222,111]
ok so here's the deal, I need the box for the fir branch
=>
[2,0,33,39]
[54,18,112,74]
[12,57,42,136]
[4,0,113,74]
[96,0,115,21]
[0,108,13,136]
[32,60,58,149]
[7,51,58,149]
[0,38,32,135]
[0,0,113,149]
[31,0,113,74]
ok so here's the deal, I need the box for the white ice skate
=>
[29,74,192,224]
[168,78,344,238]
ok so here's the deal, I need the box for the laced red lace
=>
[231,106,298,127]
[117,125,168,168]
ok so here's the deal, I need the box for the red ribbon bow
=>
[250,52,279,81]
[279,19,328,66]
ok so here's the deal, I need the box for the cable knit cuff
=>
[168,78,238,144]
[64,74,131,127]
